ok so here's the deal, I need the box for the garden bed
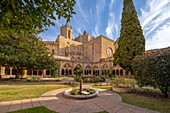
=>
[74,76,105,83]
[64,88,99,99]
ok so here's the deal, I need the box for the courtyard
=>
[1,0,170,113]
[0,79,169,113]
[0,83,160,113]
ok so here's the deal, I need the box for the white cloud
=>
[109,0,115,10]
[139,0,170,50]
[76,0,89,23]
[146,25,170,50]
[76,28,82,34]
[105,12,115,39]
[105,0,118,40]
[92,0,106,37]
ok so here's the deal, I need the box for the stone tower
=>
[60,23,73,40]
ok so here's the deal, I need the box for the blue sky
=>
[39,0,170,50]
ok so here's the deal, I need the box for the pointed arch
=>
[61,63,72,76]
[62,63,72,69]
[85,65,91,75]
[120,69,123,76]
[75,64,83,69]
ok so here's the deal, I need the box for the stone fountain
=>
[64,78,99,99]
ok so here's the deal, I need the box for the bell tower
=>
[60,23,73,40]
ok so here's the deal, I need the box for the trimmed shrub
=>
[132,48,170,97]
[112,77,136,88]
[74,76,105,83]
[27,77,40,82]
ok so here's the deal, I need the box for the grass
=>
[0,84,70,102]
[8,106,58,113]
[41,77,71,81]
[92,85,170,113]
[0,77,73,84]
[8,106,108,113]
[119,93,170,113]
[92,85,112,90]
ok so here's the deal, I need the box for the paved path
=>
[0,87,158,113]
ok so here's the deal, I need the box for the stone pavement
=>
[0,88,159,113]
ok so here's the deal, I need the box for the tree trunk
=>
[162,91,168,98]
[160,87,169,98]
[15,68,20,79]
[80,79,83,92]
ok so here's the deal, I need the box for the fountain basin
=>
[64,88,99,99]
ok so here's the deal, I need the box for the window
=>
[52,49,54,54]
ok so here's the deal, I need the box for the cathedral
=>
[0,24,130,78]
[44,24,130,77]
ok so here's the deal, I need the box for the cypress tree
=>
[113,0,145,72]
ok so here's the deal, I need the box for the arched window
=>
[27,70,32,75]
[68,30,71,39]
[112,70,115,76]
[65,69,68,76]
[120,69,123,76]
[33,70,37,75]
[69,69,72,76]
[61,69,65,75]
[38,71,42,75]
[46,70,50,75]
[116,69,119,76]
[52,49,54,54]
[5,67,10,75]
[12,68,17,75]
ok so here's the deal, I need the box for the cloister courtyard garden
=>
[0,0,170,113]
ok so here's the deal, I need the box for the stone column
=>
[22,70,27,78]
[72,68,74,76]
[82,66,84,77]
[10,67,12,75]
[91,66,93,76]
[42,70,46,76]
[32,70,33,76]
[82,63,84,76]
[123,70,126,77]
[99,66,102,76]
[128,71,132,78]
[0,67,1,75]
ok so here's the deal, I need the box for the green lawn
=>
[8,106,57,113]
[8,106,107,113]
[0,77,73,84]
[0,84,70,102]
[92,85,112,90]
[92,85,170,113]
[120,93,170,113]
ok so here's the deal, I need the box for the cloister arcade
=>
[0,67,51,78]
[59,62,131,77]
[0,63,130,78]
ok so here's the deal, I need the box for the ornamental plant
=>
[113,0,145,72]
[132,47,170,97]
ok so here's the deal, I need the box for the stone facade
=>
[44,24,130,77]
[0,24,130,78]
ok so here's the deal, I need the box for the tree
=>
[0,31,58,78]
[113,0,145,72]
[74,66,82,77]
[0,0,76,34]
[0,0,74,78]
[132,48,170,97]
